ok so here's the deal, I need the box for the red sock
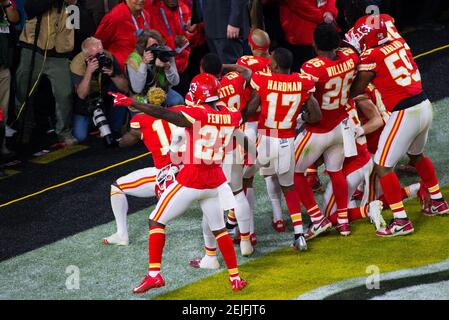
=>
[379,187,410,207]
[148,226,166,275]
[415,156,443,200]
[215,231,240,280]
[294,173,318,210]
[328,171,349,224]
[379,172,407,219]
[329,206,368,225]
[284,189,303,234]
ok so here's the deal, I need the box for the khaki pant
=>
[15,48,73,139]
[0,66,10,123]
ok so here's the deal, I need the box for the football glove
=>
[108,92,134,108]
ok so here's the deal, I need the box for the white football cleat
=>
[240,239,254,257]
[367,200,386,231]
[102,233,129,246]
[189,255,220,269]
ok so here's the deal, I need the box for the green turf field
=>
[0,98,448,300]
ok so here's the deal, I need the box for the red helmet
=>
[188,73,221,104]
[358,15,389,51]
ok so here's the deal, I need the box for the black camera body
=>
[95,52,113,70]
[145,44,176,63]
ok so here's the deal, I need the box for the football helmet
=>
[188,73,221,105]
[359,15,389,51]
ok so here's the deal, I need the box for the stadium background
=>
[1,17,449,300]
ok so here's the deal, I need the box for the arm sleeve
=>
[300,61,321,82]
[126,64,148,94]
[165,57,180,87]
[229,0,247,28]
[358,50,378,73]
[250,72,264,92]
[24,0,53,20]
[130,114,142,129]
[177,106,207,124]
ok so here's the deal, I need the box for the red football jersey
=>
[237,55,271,122]
[358,39,423,112]
[219,71,248,111]
[175,103,242,189]
[251,70,315,138]
[301,48,359,133]
[344,14,410,53]
[130,113,177,169]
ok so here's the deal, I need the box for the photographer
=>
[70,37,128,143]
[125,29,184,107]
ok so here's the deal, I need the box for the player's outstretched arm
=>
[303,94,321,124]
[350,71,375,99]
[222,64,253,86]
[241,90,261,123]
[108,92,192,128]
[356,98,384,136]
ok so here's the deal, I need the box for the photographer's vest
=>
[19,5,74,56]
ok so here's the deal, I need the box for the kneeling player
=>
[103,88,180,246]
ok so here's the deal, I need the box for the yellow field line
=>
[415,44,449,60]
[0,152,151,209]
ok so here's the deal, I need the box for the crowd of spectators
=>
[0,0,447,170]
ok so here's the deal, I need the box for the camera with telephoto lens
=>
[95,52,113,71]
[88,98,117,148]
[145,44,176,63]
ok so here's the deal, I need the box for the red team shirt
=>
[237,55,271,122]
[358,39,423,112]
[301,48,359,133]
[175,103,242,189]
[219,71,248,112]
[130,113,175,169]
[251,70,316,138]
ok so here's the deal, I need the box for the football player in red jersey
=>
[102,88,181,246]
[236,29,275,237]
[243,47,321,251]
[350,16,449,237]
[109,74,247,293]
[295,24,359,238]
[187,53,255,267]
